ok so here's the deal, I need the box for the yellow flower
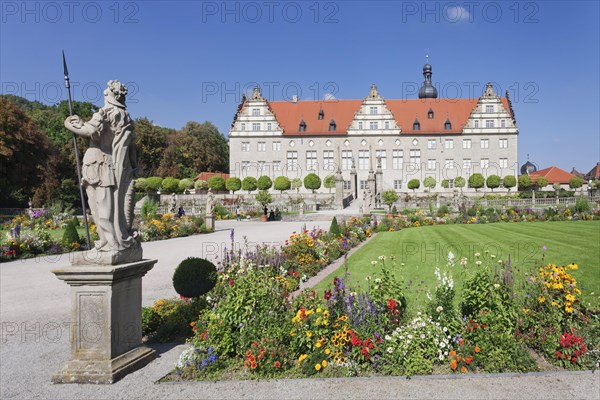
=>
[322,319,329,326]
[315,341,322,348]
[323,310,330,318]
[322,360,328,367]
[315,363,321,371]
[316,307,322,313]
[306,331,313,338]
[290,330,295,336]
[565,306,574,313]
[325,348,331,355]
[537,296,545,303]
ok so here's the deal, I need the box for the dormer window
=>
[318,108,324,120]
[444,116,452,130]
[413,118,420,131]
[427,107,434,119]
[299,119,307,132]
[329,119,337,131]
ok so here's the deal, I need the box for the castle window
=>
[358,121,363,130]
[329,119,337,131]
[427,108,434,119]
[299,119,307,132]
[474,120,479,128]
[485,105,494,113]
[444,120,452,130]
[252,108,260,116]
[413,119,420,131]
[384,121,390,129]
[370,106,378,115]
[318,108,324,120]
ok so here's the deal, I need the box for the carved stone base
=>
[51,259,157,384]
[205,214,215,231]
[72,243,143,266]
[51,345,155,384]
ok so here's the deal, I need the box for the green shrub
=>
[575,197,591,213]
[62,219,80,246]
[194,179,208,190]
[213,203,229,219]
[468,173,485,191]
[141,198,158,220]
[162,177,180,193]
[503,175,516,191]
[437,205,449,216]
[70,216,80,227]
[173,257,218,298]
[257,175,273,191]
[242,176,257,193]
[208,176,226,191]
[179,178,194,192]
[304,173,321,193]
[145,176,163,192]
[486,175,501,191]
[274,176,291,193]
[225,177,242,193]
[382,190,399,212]
[329,216,341,237]
[408,179,420,192]
[135,177,148,192]
[142,298,207,343]
[324,175,336,193]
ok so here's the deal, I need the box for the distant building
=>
[584,162,600,181]
[529,166,577,190]
[228,60,519,197]
[193,172,230,182]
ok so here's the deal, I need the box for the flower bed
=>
[171,233,599,380]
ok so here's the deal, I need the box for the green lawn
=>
[313,221,600,309]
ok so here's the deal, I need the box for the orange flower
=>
[460,366,467,373]
[450,360,457,370]
[456,356,461,362]
[459,339,464,345]
[466,356,473,365]
[251,361,257,369]
[474,345,480,353]
[449,350,456,357]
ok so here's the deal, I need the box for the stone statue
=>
[64,80,141,264]
[206,188,215,216]
[169,193,177,214]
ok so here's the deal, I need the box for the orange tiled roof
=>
[269,100,362,135]
[529,166,576,184]
[193,172,230,182]
[264,98,512,136]
[386,98,478,134]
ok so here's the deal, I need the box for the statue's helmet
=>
[104,80,128,108]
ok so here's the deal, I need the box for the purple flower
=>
[542,245,547,252]
[230,229,235,242]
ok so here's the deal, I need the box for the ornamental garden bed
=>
[146,218,599,381]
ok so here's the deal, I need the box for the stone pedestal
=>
[51,259,157,384]
[205,214,215,231]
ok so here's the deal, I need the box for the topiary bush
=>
[62,219,80,247]
[329,216,341,237]
[172,257,218,298]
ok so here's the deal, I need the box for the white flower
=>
[498,260,503,264]
[439,354,444,361]
[493,283,500,289]
[417,312,421,316]
[387,347,394,354]
[474,252,481,257]
[350,291,357,297]
[442,326,448,332]
[475,260,482,266]
[447,251,455,266]
[436,306,443,313]
[378,255,386,261]
[365,276,371,281]
[385,335,392,341]
[407,334,413,340]
[375,278,382,284]
[401,263,405,266]
[420,334,426,339]
[490,254,496,259]
[444,351,448,356]
[371,261,378,265]
[460,257,468,266]
[440,342,446,348]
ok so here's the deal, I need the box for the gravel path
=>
[1,218,599,399]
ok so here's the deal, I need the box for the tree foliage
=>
[468,173,485,191]
[225,177,242,193]
[324,175,336,193]
[134,117,170,177]
[423,176,436,191]
[518,175,532,190]
[569,176,583,190]
[242,176,257,193]
[454,176,466,189]
[408,179,420,192]
[255,190,273,207]
[535,176,548,190]
[257,175,273,191]
[503,175,516,191]
[178,178,194,192]
[486,175,501,191]
[441,179,449,189]
[304,173,322,193]
[381,190,399,212]
[291,178,303,192]
[208,176,226,191]
[162,177,180,193]
[274,176,291,193]
[146,176,163,192]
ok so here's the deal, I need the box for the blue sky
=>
[1,0,599,172]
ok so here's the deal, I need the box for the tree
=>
[324,175,336,193]
[52,178,79,208]
[423,176,436,192]
[468,173,485,192]
[535,176,548,191]
[486,175,501,192]
[291,178,303,193]
[329,217,341,237]
[0,98,55,206]
[225,177,242,193]
[135,178,148,192]
[242,176,257,193]
[255,190,273,207]
[381,190,399,212]
[304,173,322,193]
[454,177,466,191]
[441,179,449,189]
[408,179,420,192]
[208,176,226,191]
[503,175,516,192]
[162,177,180,193]
[518,175,532,191]
[145,176,163,192]
[194,179,208,190]
[569,176,584,192]
[178,178,194,192]
[257,175,273,191]
[274,176,291,193]
[134,117,169,177]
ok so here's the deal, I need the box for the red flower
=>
[387,299,397,310]
[251,361,257,369]
[274,361,281,368]
[481,324,487,329]
[572,357,577,364]
[556,351,562,359]
[324,290,332,300]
